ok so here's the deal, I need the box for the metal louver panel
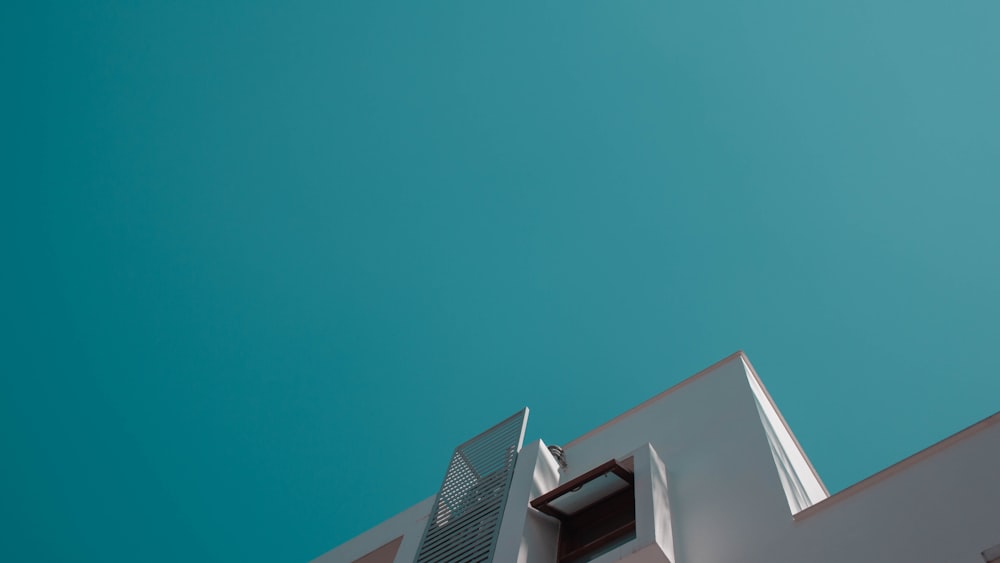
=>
[415,409,528,563]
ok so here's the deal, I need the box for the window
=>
[530,459,636,563]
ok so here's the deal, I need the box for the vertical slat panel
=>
[414,409,528,563]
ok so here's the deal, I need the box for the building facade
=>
[315,352,1000,563]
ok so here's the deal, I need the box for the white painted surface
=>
[743,356,828,512]
[493,440,559,563]
[311,496,433,563]
[643,444,673,563]
[313,352,1000,563]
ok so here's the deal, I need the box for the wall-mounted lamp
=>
[547,445,568,469]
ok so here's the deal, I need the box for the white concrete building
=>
[315,351,1000,563]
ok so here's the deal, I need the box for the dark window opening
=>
[530,459,636,563]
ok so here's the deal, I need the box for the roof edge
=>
[793,408,1000,521]
[741,355,830,497]
[565,350,747,448]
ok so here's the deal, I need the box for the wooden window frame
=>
[530,460,636,562]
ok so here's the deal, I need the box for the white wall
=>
[493,440,559,563]
[314,352,1000,563]
[311,497,433,563]
[768,411,1000,563]
[558,354,805,563]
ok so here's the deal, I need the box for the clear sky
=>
[4,2,999,561]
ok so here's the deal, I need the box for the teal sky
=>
[4,2,999,561]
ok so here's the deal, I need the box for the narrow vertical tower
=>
[414,409,529,563]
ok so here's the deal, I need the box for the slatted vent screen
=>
[414,409,528,563]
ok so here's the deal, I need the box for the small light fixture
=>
[548,445,568,469]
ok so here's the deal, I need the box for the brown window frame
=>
[530,460,636,562]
